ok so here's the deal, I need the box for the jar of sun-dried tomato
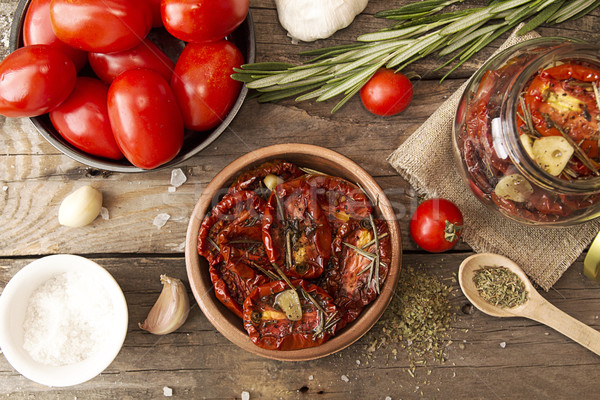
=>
[453,37,600,225]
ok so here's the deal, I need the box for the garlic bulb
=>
[58,185,103,227]
[139,275,190,335]
[275,0,368,42]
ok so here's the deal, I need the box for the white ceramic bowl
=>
[0,255,128,386]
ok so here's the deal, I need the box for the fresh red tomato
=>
[410,198,464,253]
[171,40,244,131]
[161,0,248,43]
[89,38,174,84]
[50,0,152,53]
[50,77,123,160]
[107,68,183,169]
[22,0,88,71]
[360,68,413,116]
[149,0,163,27]
[0,45,76,118]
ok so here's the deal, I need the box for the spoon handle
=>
[524,297,600,356]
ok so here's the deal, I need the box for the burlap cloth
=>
[388,27,600,291]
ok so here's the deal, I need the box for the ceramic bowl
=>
[8,0,256,173]
[0,255,128,386]
[184,144,402,361]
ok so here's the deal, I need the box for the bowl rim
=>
[185,143,402,361]
[0,254,128,386]
[8,0,256,173]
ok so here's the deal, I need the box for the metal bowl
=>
[9,0,256,172]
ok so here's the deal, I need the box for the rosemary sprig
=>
[232,0,600,113]
[249,261,280,281]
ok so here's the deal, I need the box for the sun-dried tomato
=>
[262,177,332,279]
[321,219,391,329]
[227,159,304,194]
[242,279,337,350]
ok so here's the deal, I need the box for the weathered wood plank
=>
[1,253,600,398]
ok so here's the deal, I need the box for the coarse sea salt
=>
[22,271,115,366]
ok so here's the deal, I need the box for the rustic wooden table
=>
[2,0,600,398]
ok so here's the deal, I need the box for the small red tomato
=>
[0,45,76,118]
[23,0,88,71]
[410,198,464,253]
[360,68,413,116]
[50,0,152,53]
[107,68,184,169]
[50,77,123,160]
[161,0,248,43]
[171,40,244,131]
[89,38,175,84]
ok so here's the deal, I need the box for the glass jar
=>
[453,37,600,226]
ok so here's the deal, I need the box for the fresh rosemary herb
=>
[472,265,529,308]
[232,0,600,113]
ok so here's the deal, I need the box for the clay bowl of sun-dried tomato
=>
[185,143,401,361]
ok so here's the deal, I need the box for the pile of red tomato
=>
[0,0,248,169]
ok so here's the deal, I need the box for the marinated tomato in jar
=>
[457,40,600,224]
[197,160,391,350]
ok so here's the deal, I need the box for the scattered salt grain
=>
[163,386,173,397]
[153,213,170,229]
[168,186,176,193]
[241,391,250,400]
[100,207,109,220]
[2,185,7,191]
[308,375,314,381]
[356,359,360,365]
[170,168,187,188]
[22,271,114,366]
[500,342,506,348]
[385,397,392,400]
[341,375,349,383]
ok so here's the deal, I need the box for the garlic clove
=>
[275,0,369,42]
[274,289,303,321]
[139,275,190,335]
[263,174,284,191]
[58,185,103,227]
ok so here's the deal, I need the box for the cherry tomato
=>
[50,0,152,53]
[409,198,464,253]
[107,68,183,169]
[49,77,123,160]
[89,38,175,84]
[161,0,248,43]
[22,0,87,71]
[360,68,413,116]
[0,45,76,118]
[171,40,244,131]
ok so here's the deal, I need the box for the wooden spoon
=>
[459,253,600,356]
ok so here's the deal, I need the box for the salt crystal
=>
[341,375,349,383]
[22,271,114,366]
[100,207,109,220]
[170,168,187,188]
[500,342,506,348]
[308,375,314,381]
[2,185,7,191]
[168,186,176,193]
[356,360,360,365]
[241,391,250,400]
[163,387,173,397]
[153,213,170,229]
[385,397,392,400]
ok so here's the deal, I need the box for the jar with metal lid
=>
[453,37,600,225]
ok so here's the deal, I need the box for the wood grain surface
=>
[1,0,600,398]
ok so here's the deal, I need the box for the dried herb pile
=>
[367,264,455,367]
[473,265,529,308]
